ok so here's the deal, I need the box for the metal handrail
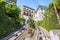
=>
[15,30,25,40]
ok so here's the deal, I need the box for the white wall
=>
[50,31,59,40]
[23,6,35,20]
[23,15,29,20]
[34,7,45,21]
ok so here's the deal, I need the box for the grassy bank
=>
[0,13,23,38]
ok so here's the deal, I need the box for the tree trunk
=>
[53,3,60,24]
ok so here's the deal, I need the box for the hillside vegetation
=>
[0,0,25,38]
[36,0,60,31]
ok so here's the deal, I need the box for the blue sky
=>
[16,0,51,10]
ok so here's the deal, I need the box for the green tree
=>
[0,0,6,13]
[5,2,25,27]
[0,0,25,38]
[5,3,21,22]
[28,17,35,29]
[49,0,60,24]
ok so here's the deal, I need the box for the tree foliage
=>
[28,18,35,29]
[5,3,21,21]
[0,0,25,38]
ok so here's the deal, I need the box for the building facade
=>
[6,0,17,3]
[50,30,60,40]
[33,5,47,21]
[22,5,35,20]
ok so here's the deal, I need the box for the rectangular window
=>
[44,8,46,10]
[41,12,43,14]
[41,8,43,11]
